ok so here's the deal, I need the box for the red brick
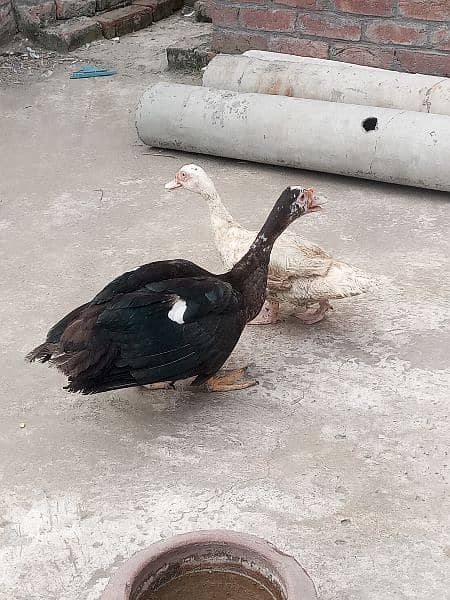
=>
[14,1,56,33]
[398,0,449,22]
[132,0,182,20]
[96,0,128,11]
[397,49,450,76]
[167,41,214,69]
[38,16,102,51]
[334,0,395,16]
[269,35,328,57]
[95,4,152,38]
[430,27,450,51]
[240,8,296,32]
[56,0,96,19]
[275,0,325,8]
[330,43,395,68]
[0,0,16,43]
[297,13,361,41]
[212,27,269,52]
[365,20,428,46]
[209,3,238,25]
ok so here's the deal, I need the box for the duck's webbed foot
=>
[142,381,175,391]
[204,367,258,392]
[294,300,332,324]
[248,299,280,325]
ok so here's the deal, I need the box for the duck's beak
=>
[305,187,321,212]
[165,179,181,190]
[165,172,182,190]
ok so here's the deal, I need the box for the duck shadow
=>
[94,377,259,429]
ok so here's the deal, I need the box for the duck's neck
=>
[200,181,236,233]
[233,219,277,276]
[227,216,282,320]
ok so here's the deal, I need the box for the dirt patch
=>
[0,35,81,85]
[0,16,211,86]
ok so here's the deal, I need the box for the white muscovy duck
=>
[166,164,371,324]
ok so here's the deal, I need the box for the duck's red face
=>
[288,187,322,215]
[305,187,321,212]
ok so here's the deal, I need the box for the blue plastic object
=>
[70,65,117,79]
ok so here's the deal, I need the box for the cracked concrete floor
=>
[1,15,450,600]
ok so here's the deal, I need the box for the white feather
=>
[176,167,373,310]
[168,299,187,324]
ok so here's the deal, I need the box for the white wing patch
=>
[168,298,187,324]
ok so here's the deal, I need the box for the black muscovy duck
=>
[27,186,320,393]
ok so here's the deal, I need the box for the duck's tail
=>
[293,260,373,302]
[26,302,91,364]
[320,261,373,299]
[26,342,59,363]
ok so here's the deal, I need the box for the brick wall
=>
[211,0,450,76]
[0,0,17,43]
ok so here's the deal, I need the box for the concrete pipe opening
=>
[362,117,378,132]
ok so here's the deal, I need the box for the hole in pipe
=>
[362,117,378,132]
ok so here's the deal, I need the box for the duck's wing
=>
[92,259,213,303]
[26,259,213,363]
[268,233,334,287]
[53,276,242,394]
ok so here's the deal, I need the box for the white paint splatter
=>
[168,299,187,324]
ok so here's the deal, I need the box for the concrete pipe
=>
[136,82,450,192]
[202,52,450,117]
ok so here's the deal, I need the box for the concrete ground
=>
[1,15,449,600]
